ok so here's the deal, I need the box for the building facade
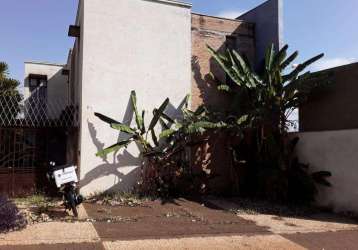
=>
[24,0,282,196]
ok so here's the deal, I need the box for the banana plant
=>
[208,44,332,202]
[95,91,226,159]
[94,90,169,158]
[207,44,328,133]
[159,96,227,142]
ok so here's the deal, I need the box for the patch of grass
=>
[15,194,46,205]
[15,194,58,205]
[14,194,60,214]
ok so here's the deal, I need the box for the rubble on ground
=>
[87,192,145,207]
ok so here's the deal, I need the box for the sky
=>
[0,0,357,82]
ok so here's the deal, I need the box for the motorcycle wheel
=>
[68,190,78,217]
[71,202,78,217]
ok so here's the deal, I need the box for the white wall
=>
[295,129,358,213]
[24,62,69,119]
[78,0,192,196]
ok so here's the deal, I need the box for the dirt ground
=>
[84,198,269,240]
[2,197,358,249]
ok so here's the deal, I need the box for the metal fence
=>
[0,93,78,128]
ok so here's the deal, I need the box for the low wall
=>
[300,62,358,132]
[294,129,358,213]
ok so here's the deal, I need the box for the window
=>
[28,74,47,92]
[29,74,47,92]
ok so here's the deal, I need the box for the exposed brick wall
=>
[190,14,255,194]
[191,14,255,111]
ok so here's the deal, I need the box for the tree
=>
[0,62,23,122]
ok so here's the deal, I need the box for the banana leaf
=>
[96,140,132,158]
[265,44,275,71]
[141,110,146,134]
[186,121,226,134]
[271,44,288,71]
[130,90,144,131]
[237,115,249,126]
[183,94,190,110]
[194,105,207,116]
[283,53,324,82]
[159,128,177,138]
[207,45,245,86]
[217,84,231,92]
[151,128,159,147]
[148,98,169,131]
[111,123,136,134]
[94,112,121,125]
[280,51,299,71]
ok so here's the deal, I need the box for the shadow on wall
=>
[81,95,187,194]
[81,97,141,193]
[192,55,227,113]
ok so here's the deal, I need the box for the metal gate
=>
[0,128,72,196]
[0,94,78,197]
[0,129,45,196]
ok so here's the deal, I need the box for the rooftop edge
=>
[192,12,255,25]
[144,0,192,8]
[24,61,65,67]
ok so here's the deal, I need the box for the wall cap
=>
[143,0,192,8]
[24,61,65,67]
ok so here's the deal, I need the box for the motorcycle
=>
[47,162,83,217]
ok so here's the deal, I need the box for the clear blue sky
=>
[0,0,357,82]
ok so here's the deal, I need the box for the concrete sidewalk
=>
[1,199,358,250]
[0,235,305,250]
[4,230,358,250]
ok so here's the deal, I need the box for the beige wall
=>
[24,62,69,119]
[295,130,358,213]
[77,0,192,196]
